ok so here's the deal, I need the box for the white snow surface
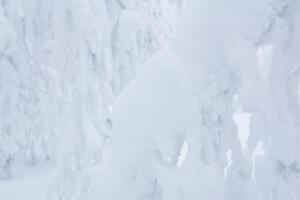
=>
[1,0,300,200]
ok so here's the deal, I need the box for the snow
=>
[1,0,300,199]
[0,163,57,200]
[96,50,199,199]
[0,0,181,199]
[177,141,189,168]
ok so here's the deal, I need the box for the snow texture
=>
[0,0,300,200]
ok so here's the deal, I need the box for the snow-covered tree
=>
[0,0,299,200]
